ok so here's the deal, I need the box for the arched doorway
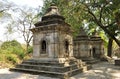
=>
[41,40,47,54]
[92,47,96,58]
[64,40,69,57]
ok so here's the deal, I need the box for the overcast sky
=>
[0,0,43,43]
[9,0,43,8]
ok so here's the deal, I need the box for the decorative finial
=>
[44,3,60,16]
[50,3,56,6]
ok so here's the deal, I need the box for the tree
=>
[41,0,84,36]
[0,0,14,20]
[12,7,40,53]
[1,1,41,53]
[80,0,120,57]
[0,0,17,41]
[42,0,120,57]
[85,0,120,43]
[4,21,16,41]
[0,40,25,64]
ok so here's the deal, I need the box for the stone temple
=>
[73,27,103,63]
[10,4,103,79]
[31,5,73,61]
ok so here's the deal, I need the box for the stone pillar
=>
[32,45,40,58]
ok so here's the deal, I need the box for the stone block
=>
[115,59,120,66]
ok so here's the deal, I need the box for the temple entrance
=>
[41,40,47,54]
[65,40,69,57]
[92,47,96,58]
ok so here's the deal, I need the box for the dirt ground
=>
[0,62,120,79]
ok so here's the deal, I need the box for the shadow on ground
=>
[0,62,120,79]
[70,62,120,79]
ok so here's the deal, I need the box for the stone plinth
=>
[115,59,120,66]
[10,58,91,79]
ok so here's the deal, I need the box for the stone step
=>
[79,57,100,64]
[82,65,92,72]
[10,68,65,78]
[28,58,78,64]
[115,59,120,66]
[10,58,92,78]
[22,59,82,67]
[84,60,100,64]
[10,67,83,79]
[22,61,65,67]
[16,64,79,73]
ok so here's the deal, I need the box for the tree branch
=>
[99,4,107,23]
[105,21,116,28]
[83,3,120,46]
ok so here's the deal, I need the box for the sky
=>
[0,0,43,43]
[9,0,43,8]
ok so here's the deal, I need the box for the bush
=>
[27,46,33,54]
[6,54,18,64]
[0,40,32,67]
[0,56,3,61]
[12,47,25,59]
[1,40,22,50]
[1,40,25,59]
[19,52,25,59]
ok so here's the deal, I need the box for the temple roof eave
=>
[34,19,68,27]
[30,23,73,33]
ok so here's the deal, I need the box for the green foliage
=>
[42,0,84,36]
[6,54,18,64]
[27,46,33,54]
[1,40,25,59]
[42,0,120,55]
[1,40,22,49]
[0,40,27,67]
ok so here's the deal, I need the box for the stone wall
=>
[73,36,103,59]
[32,30,73,59]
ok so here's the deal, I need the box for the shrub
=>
[6,54,18,64]
[1,40,25,59]
[1,40,21,48]
[1,40,23,51]
[19,52,25,59]
[12,47,25,59]
[27,46,33,54]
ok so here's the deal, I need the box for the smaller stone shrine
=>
[10,4,91,79]
[73,27,103,63]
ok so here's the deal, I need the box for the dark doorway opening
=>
[41,40,47,54]
[92,47,96,58]
[65,40,69,57]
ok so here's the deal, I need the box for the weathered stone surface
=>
[10,58,91,79]
[73,27,103,59]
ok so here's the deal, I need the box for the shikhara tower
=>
[31,4,74,62]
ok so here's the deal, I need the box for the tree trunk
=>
[98,23,120,47]
[97,23,120,47]
[87,7,120,47]
[107,38,113,57]
[26,42,30,54]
